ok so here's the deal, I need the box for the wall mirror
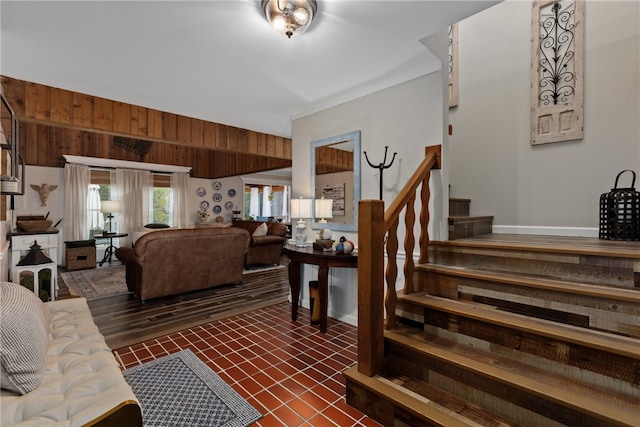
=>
[310,130,360,232]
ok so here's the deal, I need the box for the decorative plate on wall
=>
[196,187,206,197]
[200,200,210,210]
[225,201,234,211]
[213,205,222,214]
[212,181,222,190]
[213,193,222,202]
[227,188,236,198]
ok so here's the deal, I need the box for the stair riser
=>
[448,199,470,217]
[385,342,611,427]
[428,247,639,288]
[448,218,492,240]
[396,304,640,387]
[418,270,640,338]
[345,379,446,427]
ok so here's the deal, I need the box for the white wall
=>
[291,69,447,325]
[449,0,640,236]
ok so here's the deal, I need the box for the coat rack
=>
[363,146,397,200]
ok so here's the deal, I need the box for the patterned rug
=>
[123,350,261,427]
[60,265,129,301]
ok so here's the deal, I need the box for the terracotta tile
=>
[334,398,367,421]
[254,389,283,411]
[273,404,305,426]
[238,376,263,396]
[264,366,289,383]
[287,397,318,420]
[255,412,286,427]
[252,371,276,388]
[299,390,329,412]
[280,377,309,397]
[268,383,296,404]
[308,412,338,426]
[322,404,358,426]
[311,382,340,405]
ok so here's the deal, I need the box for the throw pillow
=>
[0,282,50,394]
[252,222,268,237]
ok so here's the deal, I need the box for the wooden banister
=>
[357,145,441,377]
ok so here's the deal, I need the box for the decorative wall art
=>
[212,181,222,190]
[530,0,584,145]
[322,183,345,216]
[448,23,459,108]
[196,187,206,197]
[199,200,210,210]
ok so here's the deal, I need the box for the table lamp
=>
[315,197,333,240]
[100,200,121,234]
[290,197,312,247]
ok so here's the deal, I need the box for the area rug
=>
[123,349,262,427]
[60,265,129,301]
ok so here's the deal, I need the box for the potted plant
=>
[197,209,210,224]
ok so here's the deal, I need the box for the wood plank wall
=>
[1,76,292,178]
[315,145,354,175]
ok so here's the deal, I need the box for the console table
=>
[95,233,128,266]
[283,244,358,333]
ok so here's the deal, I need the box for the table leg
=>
[318,264,329,333]
[288,260,301,321]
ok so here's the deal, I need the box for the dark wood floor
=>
[58,262,291,351]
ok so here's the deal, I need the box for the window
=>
[243,184,290,221]
[151,174,172,225]
[87,169,112,238]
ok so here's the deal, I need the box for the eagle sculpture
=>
[30,183,58,207]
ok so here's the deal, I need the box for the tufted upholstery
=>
[1,297,141,427]
[115,227,250,302]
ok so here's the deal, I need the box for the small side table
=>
[95,233,128,266]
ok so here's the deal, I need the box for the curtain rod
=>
[63,155,191,174]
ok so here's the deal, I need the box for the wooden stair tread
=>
[433,233,640,259]
[385,328,640,426]
[398,293,640,360]
[343,366,477,427]
[417,263,640,304]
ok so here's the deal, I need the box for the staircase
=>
[448,198,493,239]
[345,147,640,426]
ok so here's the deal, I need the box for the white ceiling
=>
[1,1,498,138]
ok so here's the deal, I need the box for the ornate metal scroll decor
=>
[538,1,576,106]
[448,24,459,108]
[530,0,583,145]
[113,136,154,157]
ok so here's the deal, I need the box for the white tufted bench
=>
[1,297,142,427]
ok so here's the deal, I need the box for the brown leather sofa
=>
[231,220,287,266]
[115,227,250,301]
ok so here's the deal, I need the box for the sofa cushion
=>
[252,222,268,237]
[0,281,50,394]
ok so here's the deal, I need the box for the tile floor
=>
[114,302,382,427]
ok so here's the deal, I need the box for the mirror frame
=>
[310,130,360,232]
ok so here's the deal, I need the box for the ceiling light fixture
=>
[262,0,317,39]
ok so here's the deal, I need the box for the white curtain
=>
[282,185,288,218]
[63,163,90,264]
[171,172,189,228]
[262,185,271,217]
[114,168,151,247]
[87,184,104,231]
[250,187,260,218]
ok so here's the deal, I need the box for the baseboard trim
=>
[492,225,599,238]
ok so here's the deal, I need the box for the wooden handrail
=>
[357,145,441,377]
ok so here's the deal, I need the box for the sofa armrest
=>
[251,235,286,246]
[115,246,138,264]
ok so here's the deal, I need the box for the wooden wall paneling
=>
[49,87,72,125]
[215,123,227,150]
[284,139,291,160]
[203,121,217,149]
[266,135,276,157]
[147,109,163,139]
[72,92,94,128]
[93,97,113,131]
[162,112,177,142]
[36,123,51,166]
[190,118,204,147]
[112,101,131,134]
[1,76,24,116]
[98,133,115,160]
[176,115,191,145]
[130,105,148,136]
[226,127,239,152]
[24,82,50,120]
[248,131,258,155]
[256,133,266,156]
[274,136,284,158]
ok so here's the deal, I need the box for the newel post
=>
[357,199,385,376]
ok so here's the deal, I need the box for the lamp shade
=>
[100,200,121,213]
[291,197,312,219]
[315,198,333,220]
